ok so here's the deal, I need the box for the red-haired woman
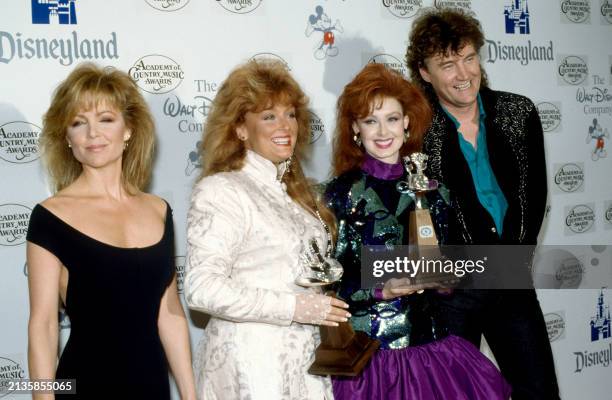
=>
[324,63,511,400]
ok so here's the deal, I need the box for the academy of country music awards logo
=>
[532,248,584,289]
[558,55,589,85]
[434,0,472,13]
[553,163,584,193]
[129,55,184,94]
[306,6,343,60]
[536,102,562,132]
[250,52,291,70]
[145,0,191,12]
[309,112,325,144]
[605,201,612,229]
[602,0,612,23]
[561,0,591,23]
[0,356,27,397]
[382,0,423,19]
[216,0,262,14]
[545,311,566,342]
[367,54,408,77]
[0,204,32,247]
[574,290,611,373]
[565,204,596,234]
[0,0,118,65]
[175,256,186,293]
[0,121,41,164]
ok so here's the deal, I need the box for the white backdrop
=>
[1,1,611,399]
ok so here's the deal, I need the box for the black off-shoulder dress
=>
[26,203,175,399]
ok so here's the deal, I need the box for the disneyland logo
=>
[561,0,591,23]
[163,94,213,133]
[536,102,562,132]
[129,55,184,94]
[0,356,26,396]
[565,204,595,234]
[368,54,408,76]
[0,121,40,163]
[545,312,566,342]
[434,0,472,12]
[0,31,118,66]
[382,0,423,19]
[0,204,32,247]
[574,344,612,372]
[485,40,553,66]
[602,0,612,23]
[558,55,589,85]
[175,256,185,293]
[216,0,262,14]
[145,0,191,11]
[554,163,584,193]
[309,112,325,144]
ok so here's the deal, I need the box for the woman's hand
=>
[381,277,440,300]
[293,293,351,326]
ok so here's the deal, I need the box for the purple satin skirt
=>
[332,335,511,400]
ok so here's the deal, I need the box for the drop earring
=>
[353,134,362,147]
[404,128,410,142]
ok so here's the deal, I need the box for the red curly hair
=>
[332,63,432,177]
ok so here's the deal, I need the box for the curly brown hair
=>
[405,8,489,99]
[333,63,432,177]
[199,58,336,238]
[40,62,155,193]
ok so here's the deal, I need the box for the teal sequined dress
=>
[324,168,451,349]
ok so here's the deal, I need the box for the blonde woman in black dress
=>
[27,63,196,400]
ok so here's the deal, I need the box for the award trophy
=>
[296,238,380,376]
[397,153,457,288]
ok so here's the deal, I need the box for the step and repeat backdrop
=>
[1,0,611,398]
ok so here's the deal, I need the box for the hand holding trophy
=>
[396,152,458,291]
[295,219,380,376]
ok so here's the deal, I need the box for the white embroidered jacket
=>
[186,150,333,400]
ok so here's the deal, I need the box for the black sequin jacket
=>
[423,87,547,245]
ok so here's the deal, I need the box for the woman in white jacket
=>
[185,59,349,400]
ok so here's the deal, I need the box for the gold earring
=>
[353,134,362,146]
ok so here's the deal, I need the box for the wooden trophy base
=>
[308,320,380,376]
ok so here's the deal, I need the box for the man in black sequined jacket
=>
[405,8,560,400]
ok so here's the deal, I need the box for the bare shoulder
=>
[136,192,168,219]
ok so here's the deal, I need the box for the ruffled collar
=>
[361,153,404,180]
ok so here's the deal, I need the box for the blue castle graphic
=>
[504,0,530,34]
[32,0,77,25]
[591,290,611,342]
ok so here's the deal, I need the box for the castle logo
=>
[591,290,611,341]
[537,102,562,132]
[561,0,591,23]
[129,55,184,94]
[558,55,588,85]
[0,121,41,164]
[382,0,423,19]
[32,0,77,25]
[553,163,584,193]
[504,0,530,34]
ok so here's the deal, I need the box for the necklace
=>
[314,209,334,258]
